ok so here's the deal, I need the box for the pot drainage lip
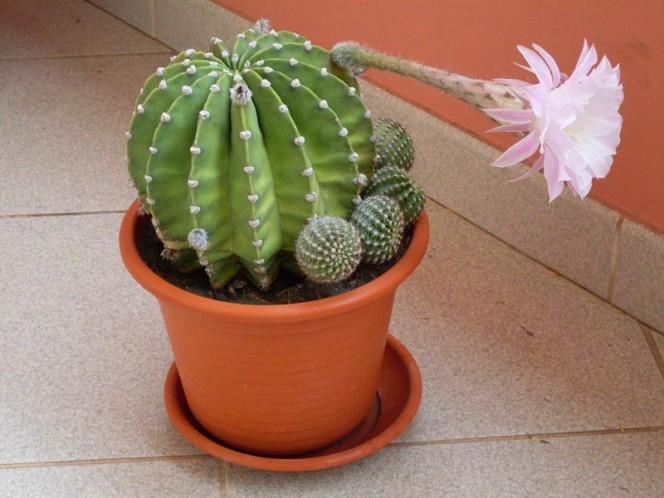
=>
[163,334,422,472]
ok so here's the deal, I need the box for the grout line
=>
[426,196,664,337]
[639,323,664,382]
[4,426,663,471]
[0,454,209,470]
[219,462,228,498]
[607,216,625,302]
[84,0,178,52]
[391,425,664,448]
[0,52,172,62]
[0,210,126,220]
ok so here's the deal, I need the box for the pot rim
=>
[119,200,429,323]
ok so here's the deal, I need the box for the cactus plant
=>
[295,216,363,283]
[374,118,414,171]
[351,196,405,264]
[126,20,375,289]
[365,166,425,225]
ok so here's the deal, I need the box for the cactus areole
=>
[127,24,374,290]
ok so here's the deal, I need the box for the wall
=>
[215,0,664,233]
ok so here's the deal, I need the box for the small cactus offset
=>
[365,166,425,225]
[295,216,362,284]
[351,196,405,264]
[374,118,414,171]
[126,20,375,289]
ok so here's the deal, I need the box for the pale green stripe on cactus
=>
[137,57,223,106]
[229,99,283,287]
[145,73,218,248]
[238,30,302,67]
[128,66,218,198]
[256,68,361,216]
[188,75,236,285]
[262,59,374,178]
[243,71,323,250]
[210,37,233,67]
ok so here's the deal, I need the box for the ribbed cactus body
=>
[365,166,425,225]
[351,196,405,264]
[374,118,414,170]
[127,26,374,289]
[295,216,362,283]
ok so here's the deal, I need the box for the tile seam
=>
[219,462,228,498]
[0,454,209,470]
[0,52,171,62]
[0,210,126,220]
[83,0,176,51]
[391,425,664,448]
[639,323,664,382]
[607,216,625,302]
[4,427,663,470]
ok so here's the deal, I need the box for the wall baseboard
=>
[89,0,664,333]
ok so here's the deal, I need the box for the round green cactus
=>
[295,216,363,283]
[126,20,375,289]
[374,118,414,170]
[351,195,405,264]
[365,166,425,225]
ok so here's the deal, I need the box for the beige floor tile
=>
[226,431,664,498]
[154,0,251,52]
[0,214,198,463]
[88,0,155,37]
[0,458,220,498]
[392,203,664,441]
[1,0,166,59]
[360,82,618,298]
[0,54,174,215]
[612,219,664,332]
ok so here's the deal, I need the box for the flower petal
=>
[483,108,533,123]
[572,39,598,78]
[509,155,544,182]
[542,151,565,202]
[492,131,540,167]
[518,45,554,88]
[487,122,531,133]
[532,43,561,86]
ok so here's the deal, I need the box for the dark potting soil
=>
[136,213,413,305]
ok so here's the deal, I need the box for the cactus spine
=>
[365,166,425,225]
[351,196,405,264]
[295,216,363,283]
[127,21,374,289]
[374,118,415,170]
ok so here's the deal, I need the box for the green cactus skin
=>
[365,166,425,225]
[374,118,415,171]
[126,23,375,289]
[351,195,405,265]
[295,216,362,283]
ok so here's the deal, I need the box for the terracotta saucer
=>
[163,334,422,472]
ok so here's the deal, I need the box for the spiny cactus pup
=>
[351,196,405,264]
[295,216,363,283]
[365,166,425,225]
[126,19,375,289]
[374,118,415,170]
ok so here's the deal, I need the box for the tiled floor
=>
[1,1,663,497]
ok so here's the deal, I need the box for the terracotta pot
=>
[119,200,429,456]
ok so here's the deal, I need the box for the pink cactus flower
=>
[487,41,624,201]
